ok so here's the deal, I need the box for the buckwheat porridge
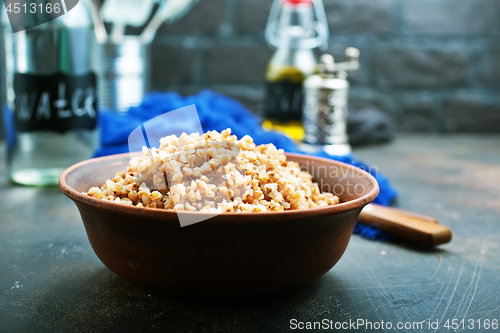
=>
[86,129,339,213]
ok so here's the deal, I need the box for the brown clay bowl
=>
[59,153,379,295]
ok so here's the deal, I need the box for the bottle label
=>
[13,72,98,133]
[264,80,304,122]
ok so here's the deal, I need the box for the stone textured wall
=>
[1,0,500,138]
[150,0,500,132]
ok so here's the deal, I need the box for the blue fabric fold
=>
[96,90,398,241]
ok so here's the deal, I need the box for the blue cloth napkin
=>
[96,90,398,240]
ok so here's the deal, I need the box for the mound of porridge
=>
[86,129,339,213]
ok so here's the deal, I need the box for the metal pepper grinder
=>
[301,48,360,156]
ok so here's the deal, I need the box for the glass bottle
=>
[263,0,329,141]
[1,1,99,186]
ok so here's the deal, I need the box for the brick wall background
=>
[1,0,500,139]
[149,0,500,132]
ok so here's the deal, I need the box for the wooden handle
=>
[358,204,452,246]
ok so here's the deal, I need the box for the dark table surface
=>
[1,135,499,333]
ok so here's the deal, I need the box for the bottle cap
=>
[284,0,313,5]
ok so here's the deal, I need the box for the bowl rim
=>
[59,152,380,222]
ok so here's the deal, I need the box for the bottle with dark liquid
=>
[263,0,329,141]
